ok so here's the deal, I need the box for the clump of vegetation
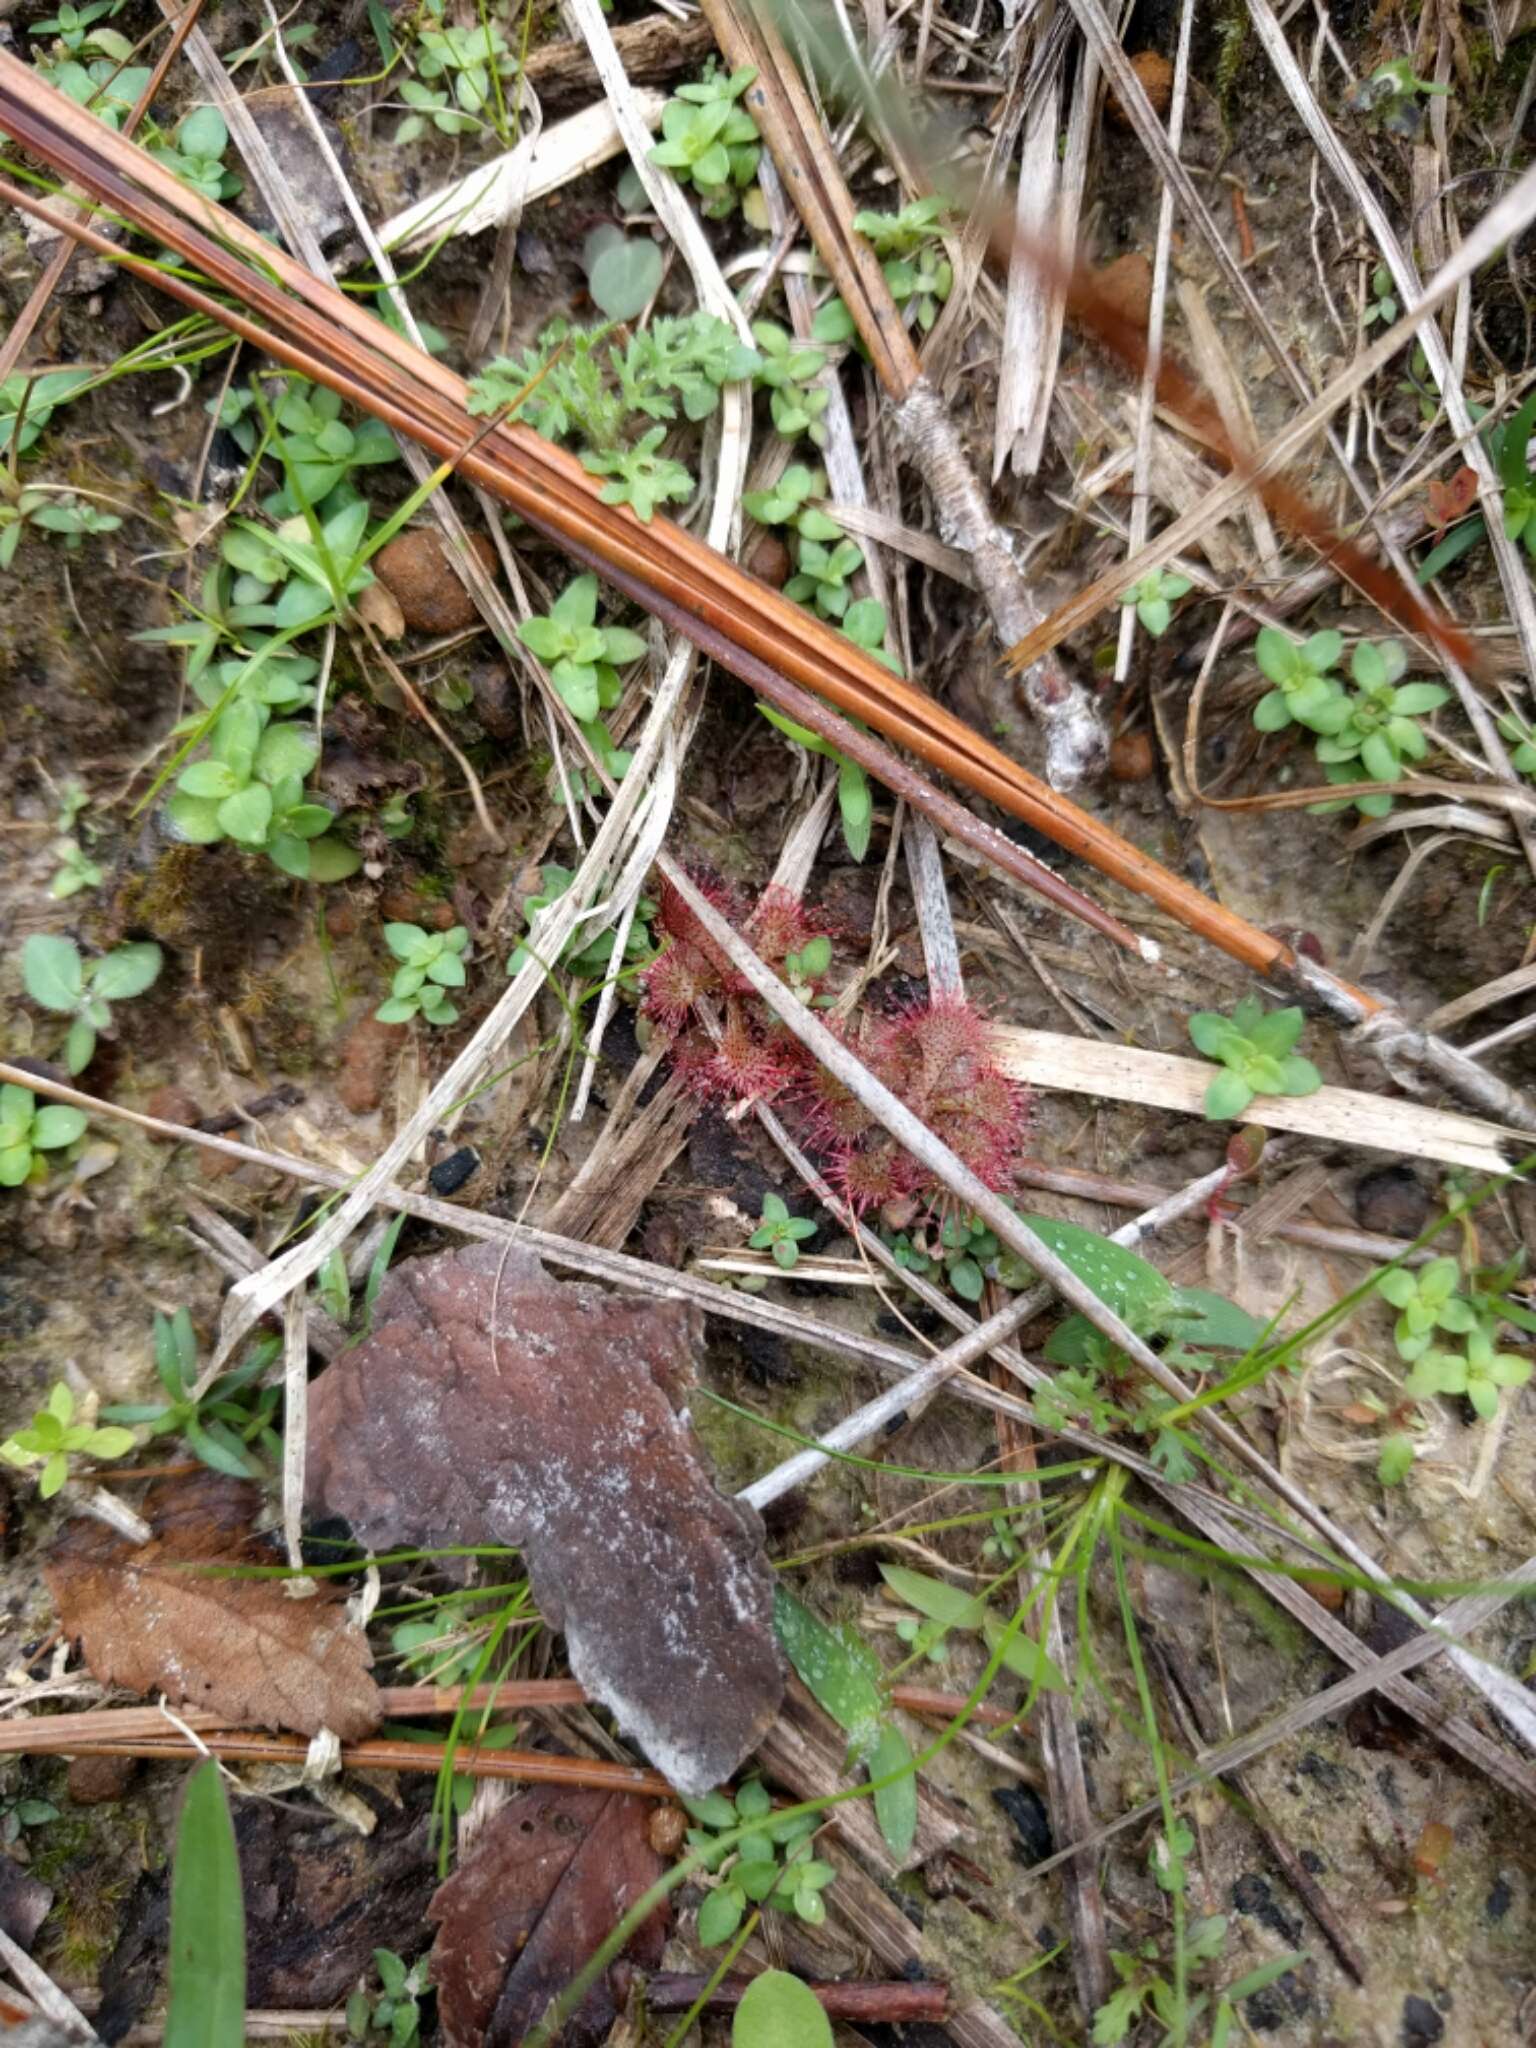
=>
[1252,629,1444,819]
[375,922,471,1028]
[515,573,648,772]
[346,1947,429,2047]
[99,1308,281,1479]
[1187,996,1323,1120]
[0,1383,135,1498]
[1119,567,1191,638]
[648,63,762,219]
[682,1778,836,1944]
[0,485,120,569]
[748,1190,818,1270]
[743,463,848,546]
[20,933,163,1075]
[815,196,954,342]
[1344,54,1447,139]
[0,1085,86,1189]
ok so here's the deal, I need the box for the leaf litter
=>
[306,1241,783,1792]
[44,1471,379,1739]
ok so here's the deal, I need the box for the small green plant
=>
[21,932,162,1074]
[1251,626,1348,732]
[683,1779,836,1944]
[757,704,873,860]
[100,1309,281,1479]
[1119,567,1191,638]
[887,1209,1001,1302]
[0,1788,60,1844]
[33,50,149,125]
[815,197,954,345]
[1403,1324,1533,1421]
[0,1382,135,1497]
[0,486,121,568]
[1,370,92,458]
[516,574,648,725]
[1499,711,1536,776]
[1362,261,1398,328]
[1091,1905,1306,2046]
[1187,996,1322,1120]
[48,839,103,901]
[506,865,657,978]
[1308,640,1447,817]
[215,378,399,520]
[146,104,242,203]
[346,1949,428,2047]
[28,0,125,55]
[746,322,829,444]
[1344,54,1448,140]
[167,697,357,883]
[375,923,470,1027]
[414,20,516,127]
[393,77,480,143]
[840,596,903,675]
[0,1085,86,1189]
[749,1190,817,1270]
[742,464,846,544]
[784,535,864,620]
[648,64,761,219]
[879,1562,1066,1689]
[1376,1255,1476,1360]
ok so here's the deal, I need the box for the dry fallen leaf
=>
[428,1782,669,2048]
[45,1472,380,1739]
[1425,465,1478,538]
[306,1243,782,1792]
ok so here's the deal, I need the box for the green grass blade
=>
[163,1760,245,2048]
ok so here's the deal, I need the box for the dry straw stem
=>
[990,1028,1524,1174]
[10,1063,1534,1800]
[11,60,1536,1124]
[696,0,1109,784]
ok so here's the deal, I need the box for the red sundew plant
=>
[638,879,1030,1212]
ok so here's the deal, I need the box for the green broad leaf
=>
[732,1970,834,2048]
[91,942,162,1002]
[178,105,228,162]
[64,1017,96,1076]
[255,724,318,785]
[31,1105,86,1150]
[1016,1215,1177,1328]
[1166,1287,1267,1352]
[179,758,240,801]
[1377,1433,1415,1485]
[218,783,274,846]
[679,1789,736,1830]
[773,1587,884,1757]
[163,1760,246,2048]
[1203,1069,1254,1121]
[587,235,664,321]
[879,1562,986,1633]
[837,757,871,862]
[696,1882,746,1946]
[550,659,602,723]
[166,793,226,845]
[22,933,84,1012]
[869,1720,917,1861]
[301,836,361,883]
[980,1613,1066,1691]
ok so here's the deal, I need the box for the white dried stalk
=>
[990,1026,1520,1173]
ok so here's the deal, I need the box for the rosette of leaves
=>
[747,322,829,444]
[0,1382,134,1498]
[35,54,150,127]
[648,65,761,218]
[1250,627,1349,733]
[168,702,357,881]
[1186,996,1322,1119]
[0,369,91,457]
[683,1779,836,1945]
[1404,1324,1532,1421]
[1309,638,1447,818]
[21,932,162,1074]
[1119,567,1190,638]
[414,20,515,119]
[221,381,397,519]
[394,77,480,143]
[0,488,120,568]
[145,104,241,203]
[220,498,377,629]
[784,535,864,620]
[742,464,846,545]
[515,575,647,723]
[0,1084,87,1189]
[1376,1255,1477,1361]
[375,922,470,1027]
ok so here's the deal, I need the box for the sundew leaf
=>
[163,1760,245,2048]
[773,1586,883,1757]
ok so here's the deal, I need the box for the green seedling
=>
[168,703,355,882]
[1362,262,1398,328]
[34,52,150,125]
[1187,996,1322,1120]
[0,1791,60,1844]
[1308,638,1447,818]
[888,1210,1001,1303]
[375,922,470,1027]
[1499,711,1536,776]
[516,575,647,725]
[0,488,120,569]
[1344,54,1448,140]
[814,199,954,345]
[784,535,864,620]
[742,463,846,544]
[747,321,829,444]
[757,703,873,860]
[583,427,694,522]
[749,1190,817,1270]
[215,378,398,518]
[1376,1255,1477,1361]
[1119,567,1190,638]
[682,1779,836,1944]
[841,596,903,675]
[1404,1323,1533,1421]
[506,866,657,978]
[21,932,162,1075]
[29,0,125,54]
[415,20,516,130]
[220,497,376,630]
[1,370,92,458]
[346,1948,428,2047]
[48,839,103,901]
[732,1974,833,2048]
[1251,627,1348,732]
[0,1382,134,1498]
[0,1084,86,1188]
[649,64,761,218]
[879,1562,1066,1691]
[146,104,242,203]
[393,77,480,143]
[100,1308,281,1479]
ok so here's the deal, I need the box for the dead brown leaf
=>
[44,1472,380,1739]
[1425,465,1478,539]
[428,1783,669,2048]
[306,1244,782,1792]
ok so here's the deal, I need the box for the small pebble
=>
[1401,1993,1445,2047]
[1107,50,1174,126]
[335,1014,407,1116]
[67,1754,136,1806]
[647,1805,687,1857]
[144,1084,203,1135]
[745,533,792,587]
[428,1146,480,1197]
[1354,1164,1432,1240]
[993,1784,1053,1864]
[373,531,500,635]
[380,886,457,930]
[1109,729,1155,781]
